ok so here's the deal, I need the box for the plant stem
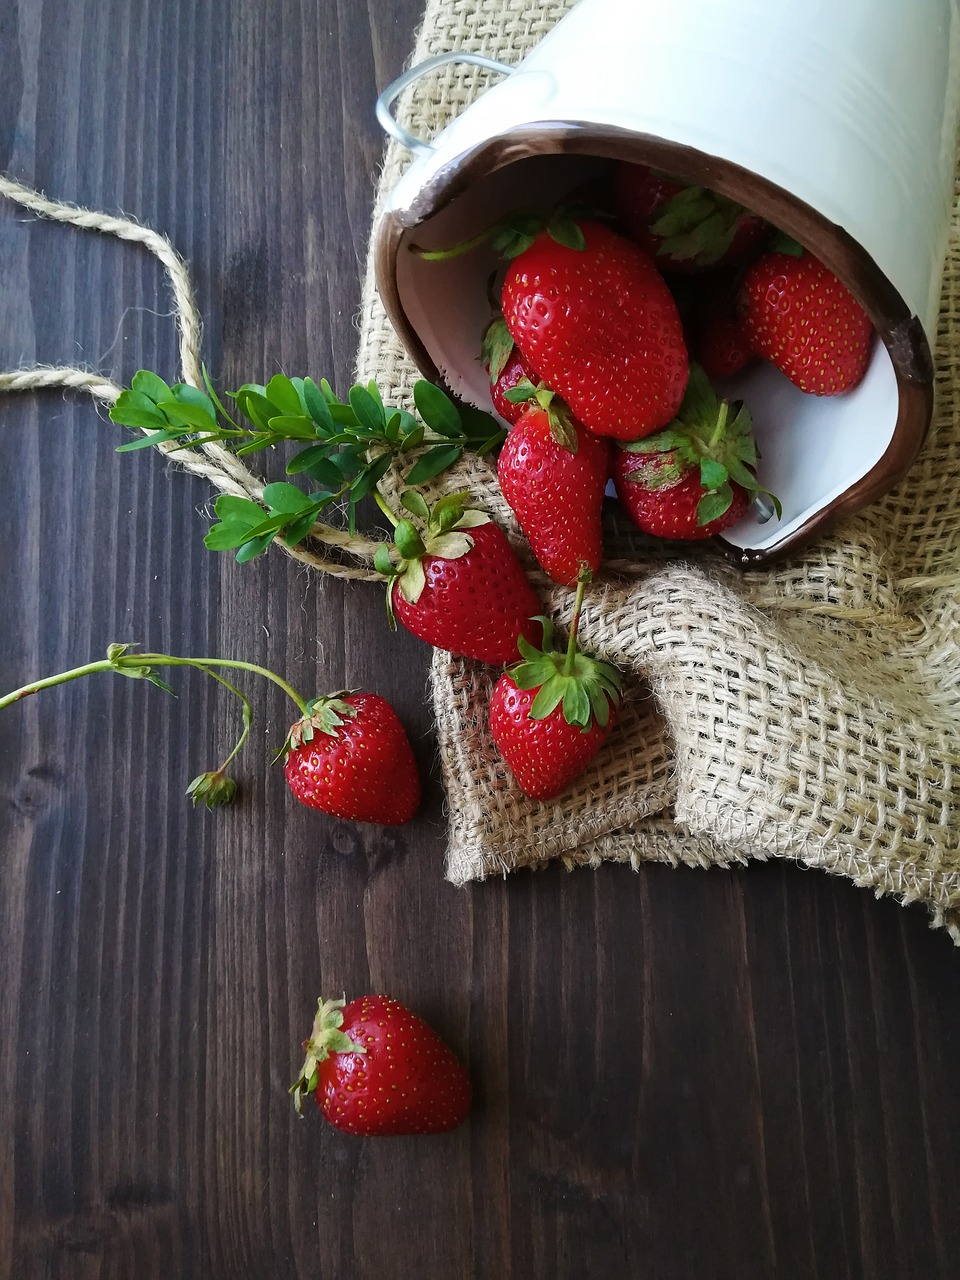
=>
[373,491,400,529]
[200,669,253,770]
[0,660,114,710]
[0,653,310,716]
[562,571,591,677]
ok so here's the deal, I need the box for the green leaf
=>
[699,458,729,490]
[214,494,266,523]
[170,382,217,416]
[405,443,463,486]
[349,384,386,434]
[204,521,263,551]
[156,399,218,430]
[511,660,557,690]
[265,414,318,440]
[234,388,275,431]
[262,481,315,512]
[130,370,171,403]
[529,677,566,721]
[282,511,323,546]
[562,680,591,729]
[110,390,169,428]
[546,214,586,251]
[286,450,346,487]
[350,454,392,502]
[115,428,190,451]
[395,519,426,560]
[413,382,461,438]
[400,490,430,521]
[399,423,425,453]
[459,406,503,440]
[235,533,277,562]
[374,544,395,576]
[265,374,304,417]
[480,317,515,383]
[769,230,805,257]
[397,558,426,604]
[696,482,734,527]
[302,377,334,430]
[202,366,238,426]
[503,381,538,404]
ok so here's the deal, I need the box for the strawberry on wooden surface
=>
[291,996,472,1136]
[375,490,542,666]
[614,162,769,272]
[489,572,622,801]
[500,219,689,441]
[612,364,780,541]
[738,245,874,395]
[282,693,420,825]
[497,386,611,586]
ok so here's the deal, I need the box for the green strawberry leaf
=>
[481,317,515,383]
[696,482,734,527]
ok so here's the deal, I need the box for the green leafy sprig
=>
[109,370,505,562]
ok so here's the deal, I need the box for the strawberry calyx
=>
[481,316,516,383]
[508,570,621,731]
[374,490,491,619]
[413,205,589,262]
[503,379,579,453]
[185,769,238,810]
[620,364,781,527]
[290,996,366,1117]
[276,692,360,761]
[648,183,756,266]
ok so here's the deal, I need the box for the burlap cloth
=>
[356,0,960,942]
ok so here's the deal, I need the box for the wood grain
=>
[1,2,959,1276]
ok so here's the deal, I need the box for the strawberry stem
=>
[562,569,591,677]
[0,650,310,715]
[373,490,400,529]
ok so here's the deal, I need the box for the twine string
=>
[0,174,383,581]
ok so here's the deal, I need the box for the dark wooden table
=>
[2,3,959,1276]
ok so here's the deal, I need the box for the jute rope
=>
[0,174,383,581]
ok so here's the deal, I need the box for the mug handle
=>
[376,52,515,155]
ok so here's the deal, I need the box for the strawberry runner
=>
[355,0,960,941]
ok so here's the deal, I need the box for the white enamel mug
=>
[374,0,960,563]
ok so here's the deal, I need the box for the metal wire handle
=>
[375,52,515,155]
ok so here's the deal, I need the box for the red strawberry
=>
[695,279,756,380]
[291,995,471,1136]
[376,491,542,666]
[489,572,621,800]
[614,163,769,272]
[612,363,779,540]
[501,219,689,441]
[497,392,611,585]
[481,316,541,424]
[738,247,874,395]
[283,692,420,825]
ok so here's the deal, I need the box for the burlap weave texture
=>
[356,0,960,941]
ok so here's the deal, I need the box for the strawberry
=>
[738,246,874,395]
[497,388,611,585]
[481,316,541,424]
[614,162,769,272]
[500,219,689,441]
[695,278,756,380]
[375,491,542,666]
[489,572,621,800]
[291,995,471,1135]
[612,363,780,540]
[282,692,420,825]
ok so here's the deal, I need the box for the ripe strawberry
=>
[291,995,471,1135]
[283,692,420,825]
[738,247,874,395]
[375,491,542,666]
[501,219,689,441]
[481,316,541,424]
[612,363,780,540]
[695,279,756,380]
[489,572,622,801]
[614,162,769,271]
[497,390,611,585]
